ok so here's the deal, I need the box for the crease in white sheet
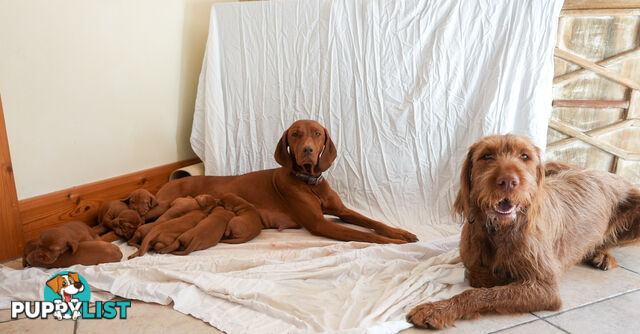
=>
[1,0,563,333]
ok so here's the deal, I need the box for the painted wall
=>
[0,0,231,199]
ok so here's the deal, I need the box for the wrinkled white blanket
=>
[1,232,464,333]
[0,0,563,333]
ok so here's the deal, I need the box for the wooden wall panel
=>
[0,94,24,260]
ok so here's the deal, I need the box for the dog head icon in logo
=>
[44,271,91,320]
[46,272,85,302]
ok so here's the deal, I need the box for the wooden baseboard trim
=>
[15,157,200,256]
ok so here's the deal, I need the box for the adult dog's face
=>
[274,120,337,175]
[453,134,544,226]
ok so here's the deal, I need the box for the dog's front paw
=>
[406,301,457,329]
[587,251,618,271]
[384,227,419,243]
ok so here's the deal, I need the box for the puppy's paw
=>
[587,251,618,271]
[406,301,457,329]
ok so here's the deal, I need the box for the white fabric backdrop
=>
[192,0,561,241]
[1,1,563,333]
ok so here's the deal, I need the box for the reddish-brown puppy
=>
[407,134,640,329]
[124,189,158,220]
[128,194,217,246]
[162,206,234,255]
[24,240,122,268]
[128,210,208,259]
[94,200,128,235]
[219,193,263,244]
[25,221,100,266]
[112,209,144,240]
[146,120,417,244]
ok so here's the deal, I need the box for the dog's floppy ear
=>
[122,193,132,205]
[149,194,158,208]
[453,144,476,219]
[316,127,337,173]
[68,239,80,255]
[274,130,293,169]
[535,146,545,188]
[46,275,62,294]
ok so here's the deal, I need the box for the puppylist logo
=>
[11,271,130,320]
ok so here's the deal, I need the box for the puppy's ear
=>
[274,130,292,169]
[453,145,476,219]
[46,276,62,294]
[68,240,80,255]
[535,146,545,188]
[149,195,158,208]
[316,127,337,173]
[122,193,132,205]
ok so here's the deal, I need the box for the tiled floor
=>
[2,244,640,333]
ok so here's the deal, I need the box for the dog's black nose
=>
[303,146,314,154]
[497,174,520,191]
[74,282,83,289]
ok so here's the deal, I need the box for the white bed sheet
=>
[192,0,563,241]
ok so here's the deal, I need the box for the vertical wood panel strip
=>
[0,93,24,260]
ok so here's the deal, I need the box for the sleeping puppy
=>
[93,200,129,235]
[160,206,234,255]
[112,209,144,239]
[25,221,100,266]
[124,189,158,219]
[128,194,217,246]
[26,240,122,268]
[99,209,145,242]
[128,210,208,259]
[219,193,263,244]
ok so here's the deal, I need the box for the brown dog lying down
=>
[24,240,122,268]
[24,221,100,266]
[145,120,417,244]
[128,194,217,246]
[407,134,640,328]
[128,210,211,259]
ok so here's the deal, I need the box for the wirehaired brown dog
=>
[407,134,640,329]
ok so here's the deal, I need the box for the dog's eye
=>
[62,281,68,287]
[480,154,494,160]
[291,132,299,137]
[315,131,321,137]
[521,153,529,160]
